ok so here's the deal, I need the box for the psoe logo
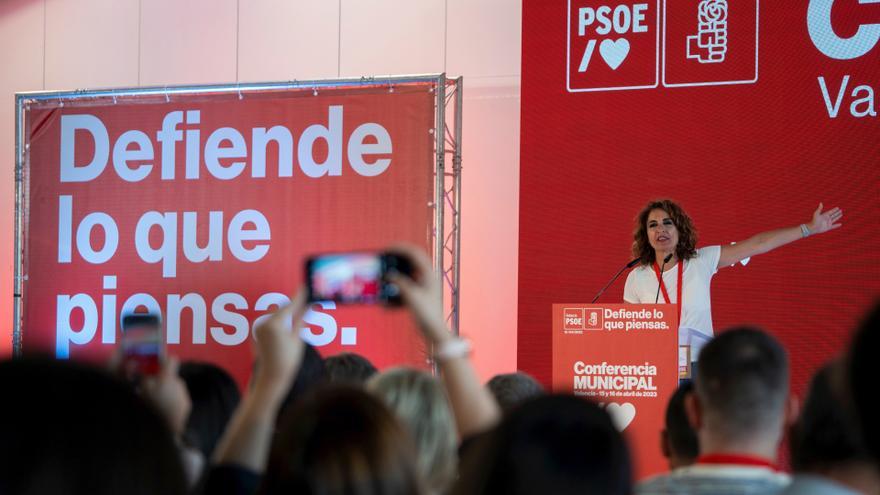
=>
[564,308,585,331]
[808,0,880,60]
[567,0,660,92]
[582,307,603,330]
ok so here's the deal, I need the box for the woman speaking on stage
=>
[623,199,843,353]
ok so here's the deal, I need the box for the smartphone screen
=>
[121,314,162,376]
[307,253,384,304]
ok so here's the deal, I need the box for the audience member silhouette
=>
[0,357,187,495]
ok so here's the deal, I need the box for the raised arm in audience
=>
[390,244,502,438]
[211,291,308,472]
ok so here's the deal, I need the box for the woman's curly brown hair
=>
[632,199,698,266]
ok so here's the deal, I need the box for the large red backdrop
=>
[520,0,880,401]
[20,84,436,387]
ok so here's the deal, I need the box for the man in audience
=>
[637,327,794,494]
[486,371,543,412]
[782,361,879,495]
[325,352,378,385]
[661,381,699,471]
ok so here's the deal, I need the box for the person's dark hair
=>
[260,386,424,495]
[276,343,326,423]
[695,327,789,440]
[664,381,698,464]
[791,362,873,472]
[0,356,187,495]
[632,199,698,266]
[324,352,378,385]
[848,302,880,461]
[179,361,241,459]
[486,372,544,412]
[454,395,632,495]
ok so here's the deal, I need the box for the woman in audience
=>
[208,294,418,495]
[262,386,424,495]
[370,368,458,494]
[209,244,499,494]
[386,244,501,440]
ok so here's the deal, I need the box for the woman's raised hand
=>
[386,244,452,345]
[808,203,843,235]
[252,290,309,400]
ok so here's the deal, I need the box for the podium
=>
[552,304,679,481]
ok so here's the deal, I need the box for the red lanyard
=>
[652,259,683,327]
[696,454,780,471]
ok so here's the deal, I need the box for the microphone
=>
[591,257,640,304]
[654,253,674,304]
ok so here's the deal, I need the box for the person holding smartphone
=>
[208,244,501,494]
[119,313,202,486]
[119,314,190,434]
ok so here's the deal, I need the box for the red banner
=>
[553,304,678,479]
[21,85,436,387]
[521,0,880,411]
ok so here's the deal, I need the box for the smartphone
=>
[305,251,413,305]
[120,314,163,376]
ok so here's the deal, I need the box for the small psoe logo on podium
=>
[564,308,586,332]
[583,307,604,330]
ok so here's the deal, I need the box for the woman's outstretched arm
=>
[717,203,842,269]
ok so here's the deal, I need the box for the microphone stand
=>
[591,258,640,303]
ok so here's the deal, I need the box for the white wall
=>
[0,0,521,380]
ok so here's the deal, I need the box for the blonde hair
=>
[369,368,458,495]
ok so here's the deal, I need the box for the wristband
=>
[434,338,472,363]
[800,223,811,238]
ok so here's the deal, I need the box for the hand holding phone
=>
[140,357,191,436]
[383,244,450,344]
